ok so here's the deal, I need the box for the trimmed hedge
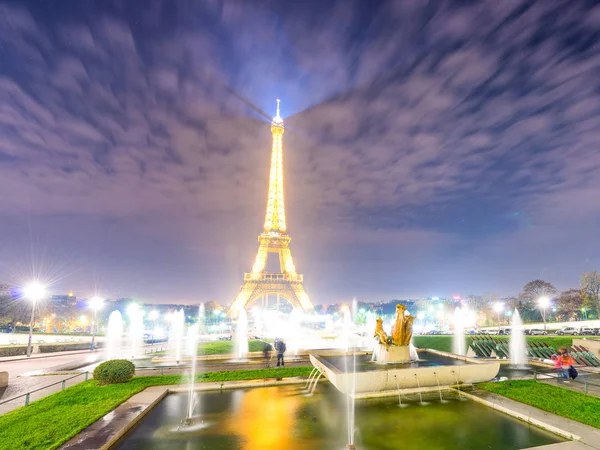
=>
[93,360,135,384]
[0,346,27,357]
[39,343,102,353]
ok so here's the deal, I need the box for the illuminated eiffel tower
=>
[228,100,314,319]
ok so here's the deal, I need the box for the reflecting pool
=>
[115,385,562,450]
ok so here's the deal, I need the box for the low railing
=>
[533,368,600,395]
[0,371,90,409]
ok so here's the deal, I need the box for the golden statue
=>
[374,318,388,346]
[391,304,407,345]
[401,315,415,345]
[375,304,414,347]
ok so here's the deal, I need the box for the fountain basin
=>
[310,349,500,395]
[112,385,562,449]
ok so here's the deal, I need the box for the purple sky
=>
[1,0,600,305]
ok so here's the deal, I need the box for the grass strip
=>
[152,339,267,356]
[479,380,600,429]
[0,366,312,450]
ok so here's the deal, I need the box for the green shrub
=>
[0,346,28,357]
[93,360,135,384]
[39,343,102,353]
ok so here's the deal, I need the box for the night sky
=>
[1,0,600,304]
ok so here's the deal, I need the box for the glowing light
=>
[264,99,286,233]
[417,311,425,320]
[24,282,46,302]
[79,315,87,325]
[148,310,159,321]
[493,302,504,313]
[432,296,440,301]
[272,98,283,125]
[89,296,104,311]
[127,303,140,317]
[538,297,550,308]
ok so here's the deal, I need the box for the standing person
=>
[263,342,273,368]
[276,339,286,367]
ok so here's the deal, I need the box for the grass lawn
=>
[197,339,266,355]
[413,335,574,353]
[479,380,600,429]
[0,366,312,450]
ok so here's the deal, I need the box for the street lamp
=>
[493,302,504,331]
[89,297,104,351]
[538,297,550,331]
[24,282,46,358]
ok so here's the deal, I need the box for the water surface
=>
[115,384,562,450]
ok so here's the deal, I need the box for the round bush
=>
[93,359,135,384]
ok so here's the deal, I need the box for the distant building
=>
[51,291,76,306]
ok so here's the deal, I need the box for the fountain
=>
[197,303,205,333]
[342,308,352,352]
[372,304,416,364]
[171,309,185,364]
[288,308,303,358]
[510,309,527,367]
[310,304,500,395]
[105,311,123,360]
[183,324,198,425]
[235,309,248,360]
[129,308,144,359]
[452,307,466,356]
[346,349,357,449]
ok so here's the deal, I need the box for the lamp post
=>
[24,282,46,358]
[89,297,104,351]
[493,302,504,332]
[538,297,550,331]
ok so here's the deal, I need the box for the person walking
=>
[276,339,287,367]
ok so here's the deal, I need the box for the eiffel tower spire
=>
[228,100,314,319]
[263,99,286,233]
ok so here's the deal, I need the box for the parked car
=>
[529,329,548,336]
[579,327,596,336]
[503,328,512,335]
[593,328,600,336]
[486,329,500,335]
[556,327,578,335]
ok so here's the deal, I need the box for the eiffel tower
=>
[228,100,314,319]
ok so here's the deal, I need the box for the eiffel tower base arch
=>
[229,277,312,319]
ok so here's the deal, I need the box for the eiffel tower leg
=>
[291,282,314,313]
[229,281,260,319]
